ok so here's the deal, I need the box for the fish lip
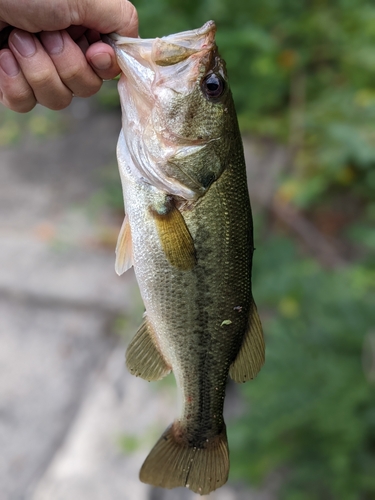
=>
[105,21,216,70]
[107,20,216,48]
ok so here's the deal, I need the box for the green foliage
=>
[132,0,375,208]
[95,79,121,109]
[86,166,125,215]
[118,433,143,453]
[229,231,375,499]
[0,106,64,146]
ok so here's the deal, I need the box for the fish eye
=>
[201,73,225,100]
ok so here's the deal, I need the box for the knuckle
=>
[58,59,88,88]
[48,94,72,111]
[25,70,72,110]
[60,62,86,84]
[35,86,72,110]
[3,87,36,112]
[6,96,36,113]
[29,68,56,88]
[16,102,36,113]
[78,79,102,98]
[65,70,102,98]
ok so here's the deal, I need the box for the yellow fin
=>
[140,422,229,495]
[126,317,171,381]
[151,200,196,271]
[115,214,133,276]
[229,300,265,383]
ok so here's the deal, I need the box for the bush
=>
[229,233,375,499]
[134,0,375,209]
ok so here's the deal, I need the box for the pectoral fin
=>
[229,300,265,383]
[126,317,171,381]
[151,199,196,271]
[115,214,133,276]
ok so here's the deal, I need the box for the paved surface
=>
[0,99,142,500]
[0,98,285,500]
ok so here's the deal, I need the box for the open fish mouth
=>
[105,21,216,98]
[107,20,216,65]
[105,21,217,95]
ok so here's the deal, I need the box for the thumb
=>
[75,0,138,37]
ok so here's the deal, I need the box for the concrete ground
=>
[0,97,285,500]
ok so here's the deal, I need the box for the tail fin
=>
[140,422,229,495]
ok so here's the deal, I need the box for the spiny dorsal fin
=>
[229,299,265,383]
[150,199,196,271]
[140,422,229,495]
[126,317,171,381]
[115,214,133,276]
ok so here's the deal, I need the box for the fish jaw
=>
[108,21,232,200]
[109,20,216,85]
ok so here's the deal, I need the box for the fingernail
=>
[41,31,64,55]
[11,31,36,57]
[0,51,20,77]
[91,53,112,71]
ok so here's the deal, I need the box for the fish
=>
[108,20,265,495]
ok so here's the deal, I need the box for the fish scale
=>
[108,20,265,495]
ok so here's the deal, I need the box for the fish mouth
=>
[106,21,216,67]
[105,21,216,91]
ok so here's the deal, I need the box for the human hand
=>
[0,0,138,112]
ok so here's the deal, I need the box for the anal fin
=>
[229,299,265,383]
[151,198,196,271]
[115,214,133,276]
[126,317,171,381]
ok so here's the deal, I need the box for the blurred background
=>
[1,0,375,499]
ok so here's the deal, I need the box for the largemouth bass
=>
[109,21,265,495]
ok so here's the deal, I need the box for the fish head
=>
[110,21,237,200]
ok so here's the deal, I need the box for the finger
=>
[9,29,73,110]
[66,26,88,42]
[0,48,37,112]
[85,29,101,45]
[66,27,100,45]
[75,34,90,54]
[39,30,103,98]
[0,23,11,48]
[75,0,138,37]
[0,0,138,35]
[86,41,120,81]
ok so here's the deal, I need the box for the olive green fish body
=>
[125,134,252,430]
[111,21,264,495]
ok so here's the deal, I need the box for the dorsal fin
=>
[115,214,133,275]
[229,299,265,383]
